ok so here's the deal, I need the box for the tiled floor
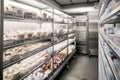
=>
[58,54,98,80]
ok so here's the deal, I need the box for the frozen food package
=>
[24,30,33,39]
[114,26,120,37]
[108,34,115,42]
[24,12,32,19]
[106,26,114,34]
[114,59,120,74]
[4,5,18,18]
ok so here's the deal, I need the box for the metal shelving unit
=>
[100,1,120,24]
[3,43,51,69]
[4,36,51,50]
[19,40,76,80]
[3,0,76,80]
[3,34,75,69]
[4,18,43,23]
[46,48,76,80]
[99,0,120,80]
[4,32,75,50]
[16,57,51,80]
[4,18,69,24]
[99,0,110,18]
[100,40,119,80]
[101,33,120,58]
[99,41,108,80]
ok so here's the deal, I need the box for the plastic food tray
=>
[4,39,15,46]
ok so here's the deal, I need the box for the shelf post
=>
[39,8,42,29]
[74,18,77,57]
[0,0,3,79]
[86,13,89,56]
[114,24,116,28]
[66,15,69,69]
[51,7,54,80]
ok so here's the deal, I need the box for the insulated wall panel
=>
[88,11,98,56]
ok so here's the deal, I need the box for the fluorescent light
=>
[4,0,40,13]
[17,0,48,8]
[54,9,65,15]
[64,7,96,13]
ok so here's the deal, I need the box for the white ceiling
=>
[54,0,99,5]
[72,0,87,3]
[56,0,71,5]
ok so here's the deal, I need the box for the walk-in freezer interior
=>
[1,0,120,80]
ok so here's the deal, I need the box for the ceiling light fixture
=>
[64,7,97,13]
[4,0,45,13]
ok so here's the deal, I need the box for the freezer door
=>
[76,22,88,54]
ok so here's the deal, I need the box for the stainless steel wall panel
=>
[88,19,98,56]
